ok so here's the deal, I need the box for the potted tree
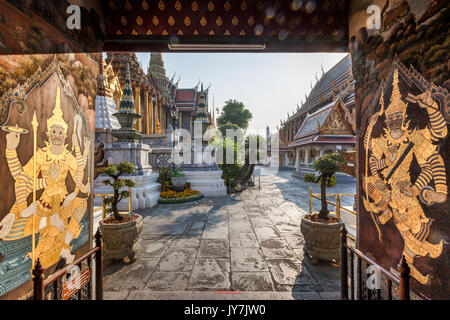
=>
[170,167,187,192]
[300,153,345,264]
[99,161,143,265]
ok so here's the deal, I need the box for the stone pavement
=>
[103,169,356,300]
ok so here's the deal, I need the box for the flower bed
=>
[158,189,203,204]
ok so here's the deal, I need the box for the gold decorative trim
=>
[200,17,207,27]
[168,16,175,26]
[142,0,149,10]
[216,16,223,26]
[158,0,165,11]
[232,16,239,26]
[224,0,231,11]
[153,16,159,26]
[136,16,143,26]
[208,1,214,11]
[241,1,247,11]
[125,0,132,10]
[248,16,254,26]
[184,16,191,26]
[175,0,182,11]
[192,1,198,11]
[121,16,127,26]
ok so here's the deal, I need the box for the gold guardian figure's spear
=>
[31,111,38,270]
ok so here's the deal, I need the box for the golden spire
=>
[385,67,407,116]
[47,85,68,132]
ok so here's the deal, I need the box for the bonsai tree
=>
[102,161,136,222]
[313,153,346,220]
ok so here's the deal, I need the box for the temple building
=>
[275,54,356,176]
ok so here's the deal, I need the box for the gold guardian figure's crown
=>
[385,67,407,116]
[46,85,68,132]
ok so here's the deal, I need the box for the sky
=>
[134,52,348,135]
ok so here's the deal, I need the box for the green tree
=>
[102,162,136,221]
[216,99,253,130]
[313,153,346,220]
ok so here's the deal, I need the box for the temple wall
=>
[0,1,101,300]
[350,0,449,299]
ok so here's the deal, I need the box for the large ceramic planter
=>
[300,216,343,264]
[99,214,143,265]
[171,176,187,191]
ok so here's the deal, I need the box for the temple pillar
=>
[134,86,141,131]
[143,90,149,134]
[305,147,311,165]
[295,148,301,173]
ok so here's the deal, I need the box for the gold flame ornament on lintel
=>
[142,0,149,10]
[192,1,198,11]
[216,16,223,26]
[158,0,165,11]
[200,17,207,27]
[224,1,231,11]
[136,16,143,26]
[175,0,182,11]
[184,16,191,26]
[232,16,239,26]
[125,0,132,10]
[168,16,175,26]
[248,16,255,26]
[153,16,159,26]
[121,16,127,26]
[241,1,247,11]
[208,1,214,11]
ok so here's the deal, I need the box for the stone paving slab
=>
[188,259,231,290]
[232,272,275,291]
[103,170,355,300]
[198,239,229,258]
[230,248,268,272]
[146,272,191,291]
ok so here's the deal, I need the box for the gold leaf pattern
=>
[168,16,175,26]
[184,16,191,26]
[152,16,159,26]
[216,16,223,26]
[239,30,246,35]
[232,16,239,26]
[175,0,182,11]
[147,29,153,35]
[241,1,247,11]
[116,30,122,35]
[121,16,127,26]
[264,17,270,26]
[142,0,149,10]
[158,0,165,11]
[178,30,183,35]
[132,29,138,35]
[193,30,199,35]
[209,30,215,35]
[248,16,254,26]
[191,1,198,11]
[125,0,132,10]
[162,30,168,35]
[200,17,207,26]
[224,30,230,35]
[136,16,143,26]
[224,0,231,11]
[207,1,214,11]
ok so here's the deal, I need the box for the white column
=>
[295,149,301,173]
[305,147,311,165]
